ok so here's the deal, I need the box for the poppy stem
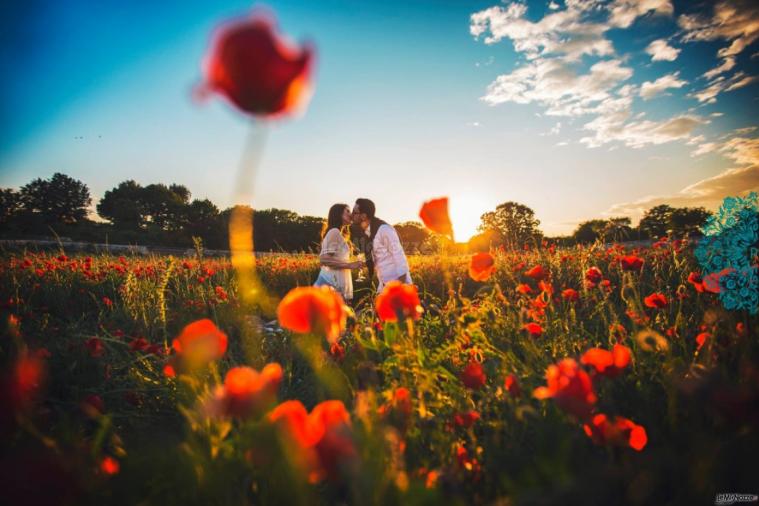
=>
[229,122,276,314]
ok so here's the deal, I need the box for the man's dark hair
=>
[355,198,376,219]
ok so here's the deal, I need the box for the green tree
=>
[669,207,710,237]
[638,204,674,239]
[478,202,541,249]
[97,180,146,229]
[183,199,220,240]
[394,221,430,253]
[19,172,91,225]
[603,217,633,242]
[0,188,22,226]
[572,219,608,244]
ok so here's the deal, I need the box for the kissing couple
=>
[314,198,413,303]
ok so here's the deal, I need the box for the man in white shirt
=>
[352,198,412,292]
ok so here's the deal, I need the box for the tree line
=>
[1,173,713,252]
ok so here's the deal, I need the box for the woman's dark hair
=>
[322,203,349,238]
[355,198,376,219]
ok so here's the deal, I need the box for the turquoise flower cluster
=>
[695,192,758,314]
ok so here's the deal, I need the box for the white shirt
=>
[316,228,353,300]
[367,224,412,291]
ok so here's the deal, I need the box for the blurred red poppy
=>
[525,265,547,280]
[419,198,453,238]
[585,267,603,284]
[222,363,283,419]
[620,255,644,272]
[643,293,668,309]
[561,288,579,302]
[687,272,706,292]
[461,361,486,390]
[172,319,228,367]
[469,252,496,281]
[523,322,543,337]
[516,283,532,295]
[453,410,480,428]
[504,374,521,398]
[277,286,346,343]
[583,413,647,451]
[200,11,315,117]
[695,331,711,351]
[269,399,355,483]
[533,358,597,420]
[85,337,104,358]
[100,456,120,476]
[581,344,631,378]
[375,281,423,323]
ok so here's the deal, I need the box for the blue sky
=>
[1,0,758,239]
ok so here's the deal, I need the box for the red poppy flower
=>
[533,358,597,420]
[687,272,705,292]
[538,280,554,295]
[516,283,532,295]
[469,252,496,281]
[504,374,521,398]
[453,410,480,428]
[643,293,668,309]
[6,353,46,412]
[525,265,547,280]
[419,198,453,238]
[128,337,149,352]
[620,255,644,272]
[172,319,228,367]
[100,456,120,476]
[460,361,486,390]
[221,363,283,419]
[269,399,355,483]
[585,267,603,284]
[85,337,105,358]
[523,322,543,337]
[581,344,631,378]
[200,11,315,117]
[562,288,579,302]
[375,281,423,323]
[695,331,711,351]
[583,413,647,451]
[277,286,347,343]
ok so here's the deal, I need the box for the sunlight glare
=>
[449,194,489,243]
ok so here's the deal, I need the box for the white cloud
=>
[608,0,674,28]
[470,3,613,61]
[640,72,687,99]
[549,2,561,10]
[645,39,680,61]
[692,71,759,103]
[691,142,718,156]
[703,57,736,79]
[481,58,633,116]
[679,0,759,58]
[581,113,706,148]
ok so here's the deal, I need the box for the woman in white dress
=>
[314,203,364,302]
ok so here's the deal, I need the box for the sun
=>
[448,194,490,243]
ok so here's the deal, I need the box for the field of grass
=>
[1,242,757,505]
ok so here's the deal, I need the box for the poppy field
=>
[2,241,757,506]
